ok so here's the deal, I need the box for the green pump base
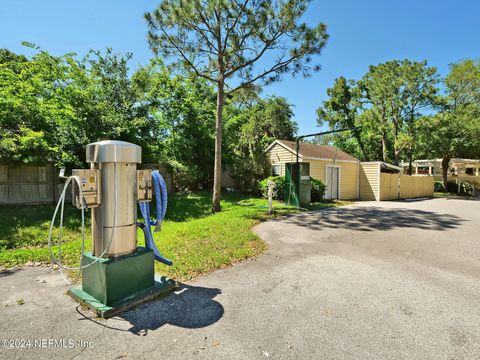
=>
[67,247,176,319]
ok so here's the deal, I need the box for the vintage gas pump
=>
[48,140,175,318]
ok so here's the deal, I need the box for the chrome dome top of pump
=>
[86,140,141,163]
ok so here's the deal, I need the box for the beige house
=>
[265,140,360,200]
[266,140,434,201]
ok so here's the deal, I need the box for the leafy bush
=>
[446,181,460,193]
[438,180,474,195]
[311,177,326,202]
[434,181,445,192]
[258,176,285,201]
[170,161,206,192]
[258,176,326,203]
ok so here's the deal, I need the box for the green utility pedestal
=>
[68,247,175,318]
[284,162,311,207]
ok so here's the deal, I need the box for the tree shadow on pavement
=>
[122,284,223,335]
[76,284,224,336]
[278,207,464,232]
[0,268,22,277]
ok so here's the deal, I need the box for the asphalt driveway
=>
[1,198,479,359]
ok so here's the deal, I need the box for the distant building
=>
[265,139,360,200]
[400,159,480,177]
[265,140,433,201]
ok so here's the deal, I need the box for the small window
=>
[271,165,281,176]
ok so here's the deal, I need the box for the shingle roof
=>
[276,140,358,162]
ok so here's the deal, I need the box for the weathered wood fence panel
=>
[399,175,434,199]
[380,173,399,200]
[0,164,60,205]
[1,164,173,206]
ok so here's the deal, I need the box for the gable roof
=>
[266,139,359,162]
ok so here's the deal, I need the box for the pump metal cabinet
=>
[285,162,311,207]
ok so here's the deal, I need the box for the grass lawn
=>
[0,192,348,281]
[434,191,472,198]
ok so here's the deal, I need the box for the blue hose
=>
[138,171,172,266]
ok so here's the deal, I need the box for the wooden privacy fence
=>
[378,173,433,200]
[380,173,399,200]
[0,163,173,206]
[0,164,61,205]
[398,175,434,199]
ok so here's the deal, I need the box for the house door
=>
[326,166,339,199]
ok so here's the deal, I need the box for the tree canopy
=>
[145,0,328,211]
[318,58,479,186]
[0,45,298,192]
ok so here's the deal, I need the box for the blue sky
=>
[1,0,479,134]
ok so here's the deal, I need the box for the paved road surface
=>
[1,198,479,359]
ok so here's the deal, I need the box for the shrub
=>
[434,181,445,192]
[446,181,460,193]
[170,161,206,192]
[311,177,326,202]
[440,180,473,195]
[257,176,326,203]
[258,176,285,201]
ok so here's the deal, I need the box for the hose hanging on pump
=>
[138,170,172,266]
[48,163,119,285]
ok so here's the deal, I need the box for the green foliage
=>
[170,161,209,192]
[257,176,326,203]
[135,58,217,188]
[145,0,328,211]
[416,59,480,186]
[0,45,299,192]
[424,59,480,159]
[145,0,328,91]
[226,96,297,192]
[0,48,73,164]
[434,180,445,192]
[318,60,440,165]
[0,47,157,166]
[311,177,326,202]
[317,77,367,160]
[318,58,479,179]
[258,176,286,200]
[0,47,218,190]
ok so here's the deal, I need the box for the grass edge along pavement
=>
[0,192,350,281]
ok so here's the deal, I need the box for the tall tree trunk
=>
[381,131,388,162]
[441,155,451,191]
[394,150,400,166]
[353,128,368,161]
[212,80,224,212]
[393,118,400,165]
[358,138,368,162]
[408,150,414,175]
[407,119,416,175]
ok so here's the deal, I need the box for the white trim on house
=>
[265,140,300,157]
[325,164,341,199]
